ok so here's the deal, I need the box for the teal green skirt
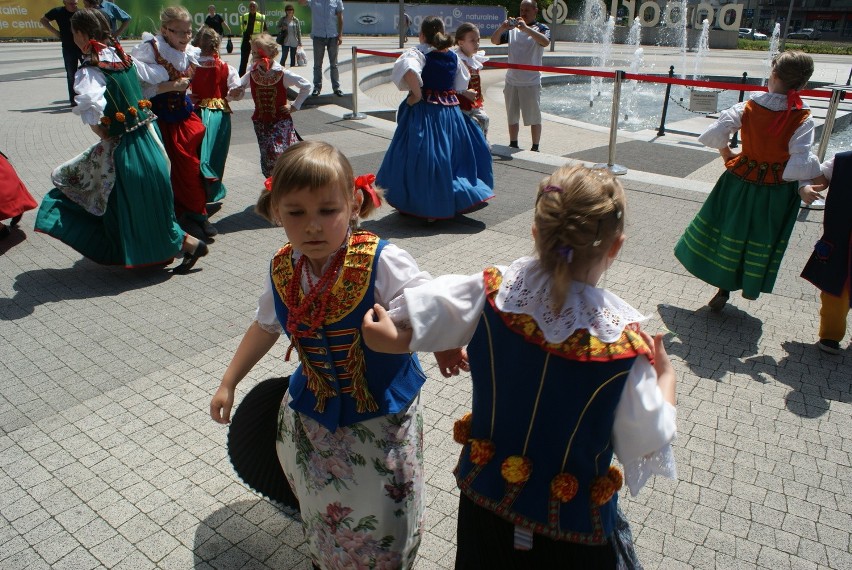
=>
[674,170,800,299]
[198,108,230,203]
[35,125,184,268]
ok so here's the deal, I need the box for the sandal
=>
[173,240,208,275]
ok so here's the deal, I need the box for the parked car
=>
[788,28,822,40]
[738,27,768,40]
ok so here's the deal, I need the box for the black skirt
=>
[454,494,642,570]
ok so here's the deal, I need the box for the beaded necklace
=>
[284,246,347,339]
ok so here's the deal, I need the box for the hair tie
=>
[354,174,381,207]
[264,177,273,192]
[556,245,574,263]
[542,185,563,194]
[255,47,271,71]
[88,39,107,53]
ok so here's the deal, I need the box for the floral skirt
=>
[276,390,425,570]
[254,118,298,178]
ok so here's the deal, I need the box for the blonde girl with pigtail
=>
[230,32,312,178]
[363,164,678,568]
[35,8,208,274]
[211,141,458,569]
[190,25,241,204]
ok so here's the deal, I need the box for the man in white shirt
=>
[490,0,550,152]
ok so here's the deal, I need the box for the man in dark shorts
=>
[40,0,82,107]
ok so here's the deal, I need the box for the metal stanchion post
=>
[657,66,674,137]
[594,70,627,175]
[343,45,367,120]
[730,71,748,149]
[816,86,845,162]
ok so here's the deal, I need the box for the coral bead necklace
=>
[284,246,347,339]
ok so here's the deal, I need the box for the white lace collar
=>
[453,48,488,70]
[750,91,811,111]
[142,32,199,69]
[494,257,647,344]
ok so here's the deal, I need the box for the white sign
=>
[546,0,743,29]
[689,90,719,114]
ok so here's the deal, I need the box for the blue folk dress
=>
[376,45,493,219]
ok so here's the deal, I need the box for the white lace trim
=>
[494,257,648,344]
[254,317,283,335]
[622,442,677,496]
[751,91,811,111]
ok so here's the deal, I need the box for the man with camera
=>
[491,0,550,152]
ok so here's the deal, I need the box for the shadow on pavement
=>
[194,499,306,569]
[657,302,763,382]
[211,205,273,236]
[0,259,170,320]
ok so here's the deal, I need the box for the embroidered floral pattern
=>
[501,455,532,484]
[50,139,117,216]
[589,466,624,506]
[469,439,495,465]
[453,412,472,444]
[550,473,579,502]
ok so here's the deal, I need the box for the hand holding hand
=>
[461,89,478,102]
[173,78,191,92]
[210,384,236,424]
[799,183,825,205]
[434,347,469,378]
[406,91,422,106]
[362,303,409,353]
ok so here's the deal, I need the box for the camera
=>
[507,17,519,27]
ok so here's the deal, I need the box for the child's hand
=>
[719,147,738,162]
[799,183,825,205]
[362,303,413,354]
[461,89,477,102]
[640,331,676,405]
[434,347,469,378]
[227,86,245,100]
[210,384,236,424]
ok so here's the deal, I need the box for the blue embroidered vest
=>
[801,150,852,304]
[454,267,651,544]
[270,231,426,432]
[421,50,460,106]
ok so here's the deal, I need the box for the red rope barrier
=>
[352,47,835,99]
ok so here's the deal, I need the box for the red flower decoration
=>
[550,473,579,502]
[128,107,138,117]
[100,117,111,126]
[606,466,623,490]
[354,173,381,207]
[469,439,495,466]
[264,177,273,192]
[501,455,532,484]
[589,467,624,507]
[114,112,126,123]
[138,99,152,109]
[453,412,472,445]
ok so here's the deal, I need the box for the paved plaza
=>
[1,37,851,570]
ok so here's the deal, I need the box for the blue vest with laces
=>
[455,267,651,544]
[270,231,425,432]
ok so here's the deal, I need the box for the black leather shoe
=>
[311,88,321,97]
[202,219,218,238]
[334,89,344,96]
[10,214,22,227]
[173,241,208,275]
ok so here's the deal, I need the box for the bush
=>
[737,38,852,55]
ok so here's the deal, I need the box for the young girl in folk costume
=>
[190,25,240,204]
[0,151,37,240]
[363,164,678,568]
[34,8,208,274]
[376,16,493,221]
[210,142,446,569]
[674,51,825,312]
[454,22,490,138]
[231,33,311,178]
[132,6,218,241]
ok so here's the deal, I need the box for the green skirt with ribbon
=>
[674,170,800,299]
[198,107,231,203]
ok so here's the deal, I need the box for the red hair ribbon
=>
[768,89,804,136]
[88,39,107,53]
[355,174,381,207]
[264,177,273,192]
[255,47,271,71]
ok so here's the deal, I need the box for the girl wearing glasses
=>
[132,6,220,243]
